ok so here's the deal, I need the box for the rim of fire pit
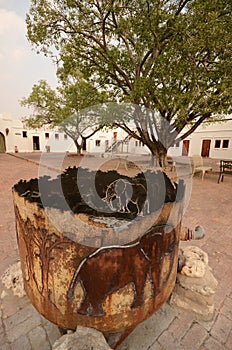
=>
[13,166,186,248]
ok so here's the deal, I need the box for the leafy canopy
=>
[21,71,108,153]
[26,0,232,162]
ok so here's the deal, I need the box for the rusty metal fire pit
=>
[12,167,186,336]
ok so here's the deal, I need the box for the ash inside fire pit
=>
[14,167,184,221]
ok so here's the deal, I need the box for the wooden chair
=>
[191,155,212,180]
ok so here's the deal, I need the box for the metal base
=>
[104,327,136,349]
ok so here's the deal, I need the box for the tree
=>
[21,80,61,128]
[21,73,107,154]
[26,0,232,165]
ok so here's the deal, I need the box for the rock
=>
[170,292,215,321]
[194,225,205,240]
[52,326,113,350]
[178,245,208,277]
[171,246,218,321]
[177,265,218,296]
[1,261,26,298]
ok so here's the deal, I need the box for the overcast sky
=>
[0,0,57,119]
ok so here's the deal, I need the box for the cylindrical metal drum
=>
[12,167,185,333]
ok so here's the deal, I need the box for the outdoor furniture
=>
[218,160,232,183]
[191,155,212,180]
[114,156,129,171]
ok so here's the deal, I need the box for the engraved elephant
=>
[67,224,176,316]
[102,178,147,215]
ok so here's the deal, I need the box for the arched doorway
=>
[0,132,6,152]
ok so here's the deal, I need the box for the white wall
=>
[0,114,75,153]
[183,119,232,159]
[167,142,183,157]
[1,114,232,159]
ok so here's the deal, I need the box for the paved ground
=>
[0,152,231,349]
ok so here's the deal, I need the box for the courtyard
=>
[0,152,232,349]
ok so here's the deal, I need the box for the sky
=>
[0,0,57,119]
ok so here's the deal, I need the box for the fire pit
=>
[12,167,185,333]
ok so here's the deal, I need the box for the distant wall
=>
[0,115,75,153]
[1,115,232,159]
[183,119,232,159]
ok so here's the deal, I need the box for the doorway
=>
[0,132,6,152]
[201,139,211,157]
[113,132,117,140]
[182,140,190,156]
[33,136,40,151]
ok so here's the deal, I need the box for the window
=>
[45,132,49,139]
[64,134,68,140]
[135,141,143,147]
[95,140,101,147]
[222,139,229,148]
[22,131,27,138]
[215,139,230,149]
[55,133,59,140]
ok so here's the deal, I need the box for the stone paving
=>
[0,152,232,349]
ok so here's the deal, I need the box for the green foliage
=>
[25,0,232,163]
[21,73,108,153]
[21,80,61,127]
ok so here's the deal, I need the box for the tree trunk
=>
[74,139,82,154]
[82,138,87,151]
[149,141,168,168]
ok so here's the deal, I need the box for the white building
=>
[181,118,232,159]
[0,114,75,153]
[1,114,232,160]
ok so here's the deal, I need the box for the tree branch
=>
[176,112,211,142]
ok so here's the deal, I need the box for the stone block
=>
[42,319,61,346]
[171,246,218,321]
[4,305,41,342]
[1,261,26,298]
[177,266,218,296]
[52,326,112,350]
[174,283,215,307]
[28,326,51,350]
[170,293,215,321]
[11,335,32,350]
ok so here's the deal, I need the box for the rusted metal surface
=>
[12,168,185,333]
[67,224,177,316]
[13,191,182,332]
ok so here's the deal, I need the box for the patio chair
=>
[191,155,212,180]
